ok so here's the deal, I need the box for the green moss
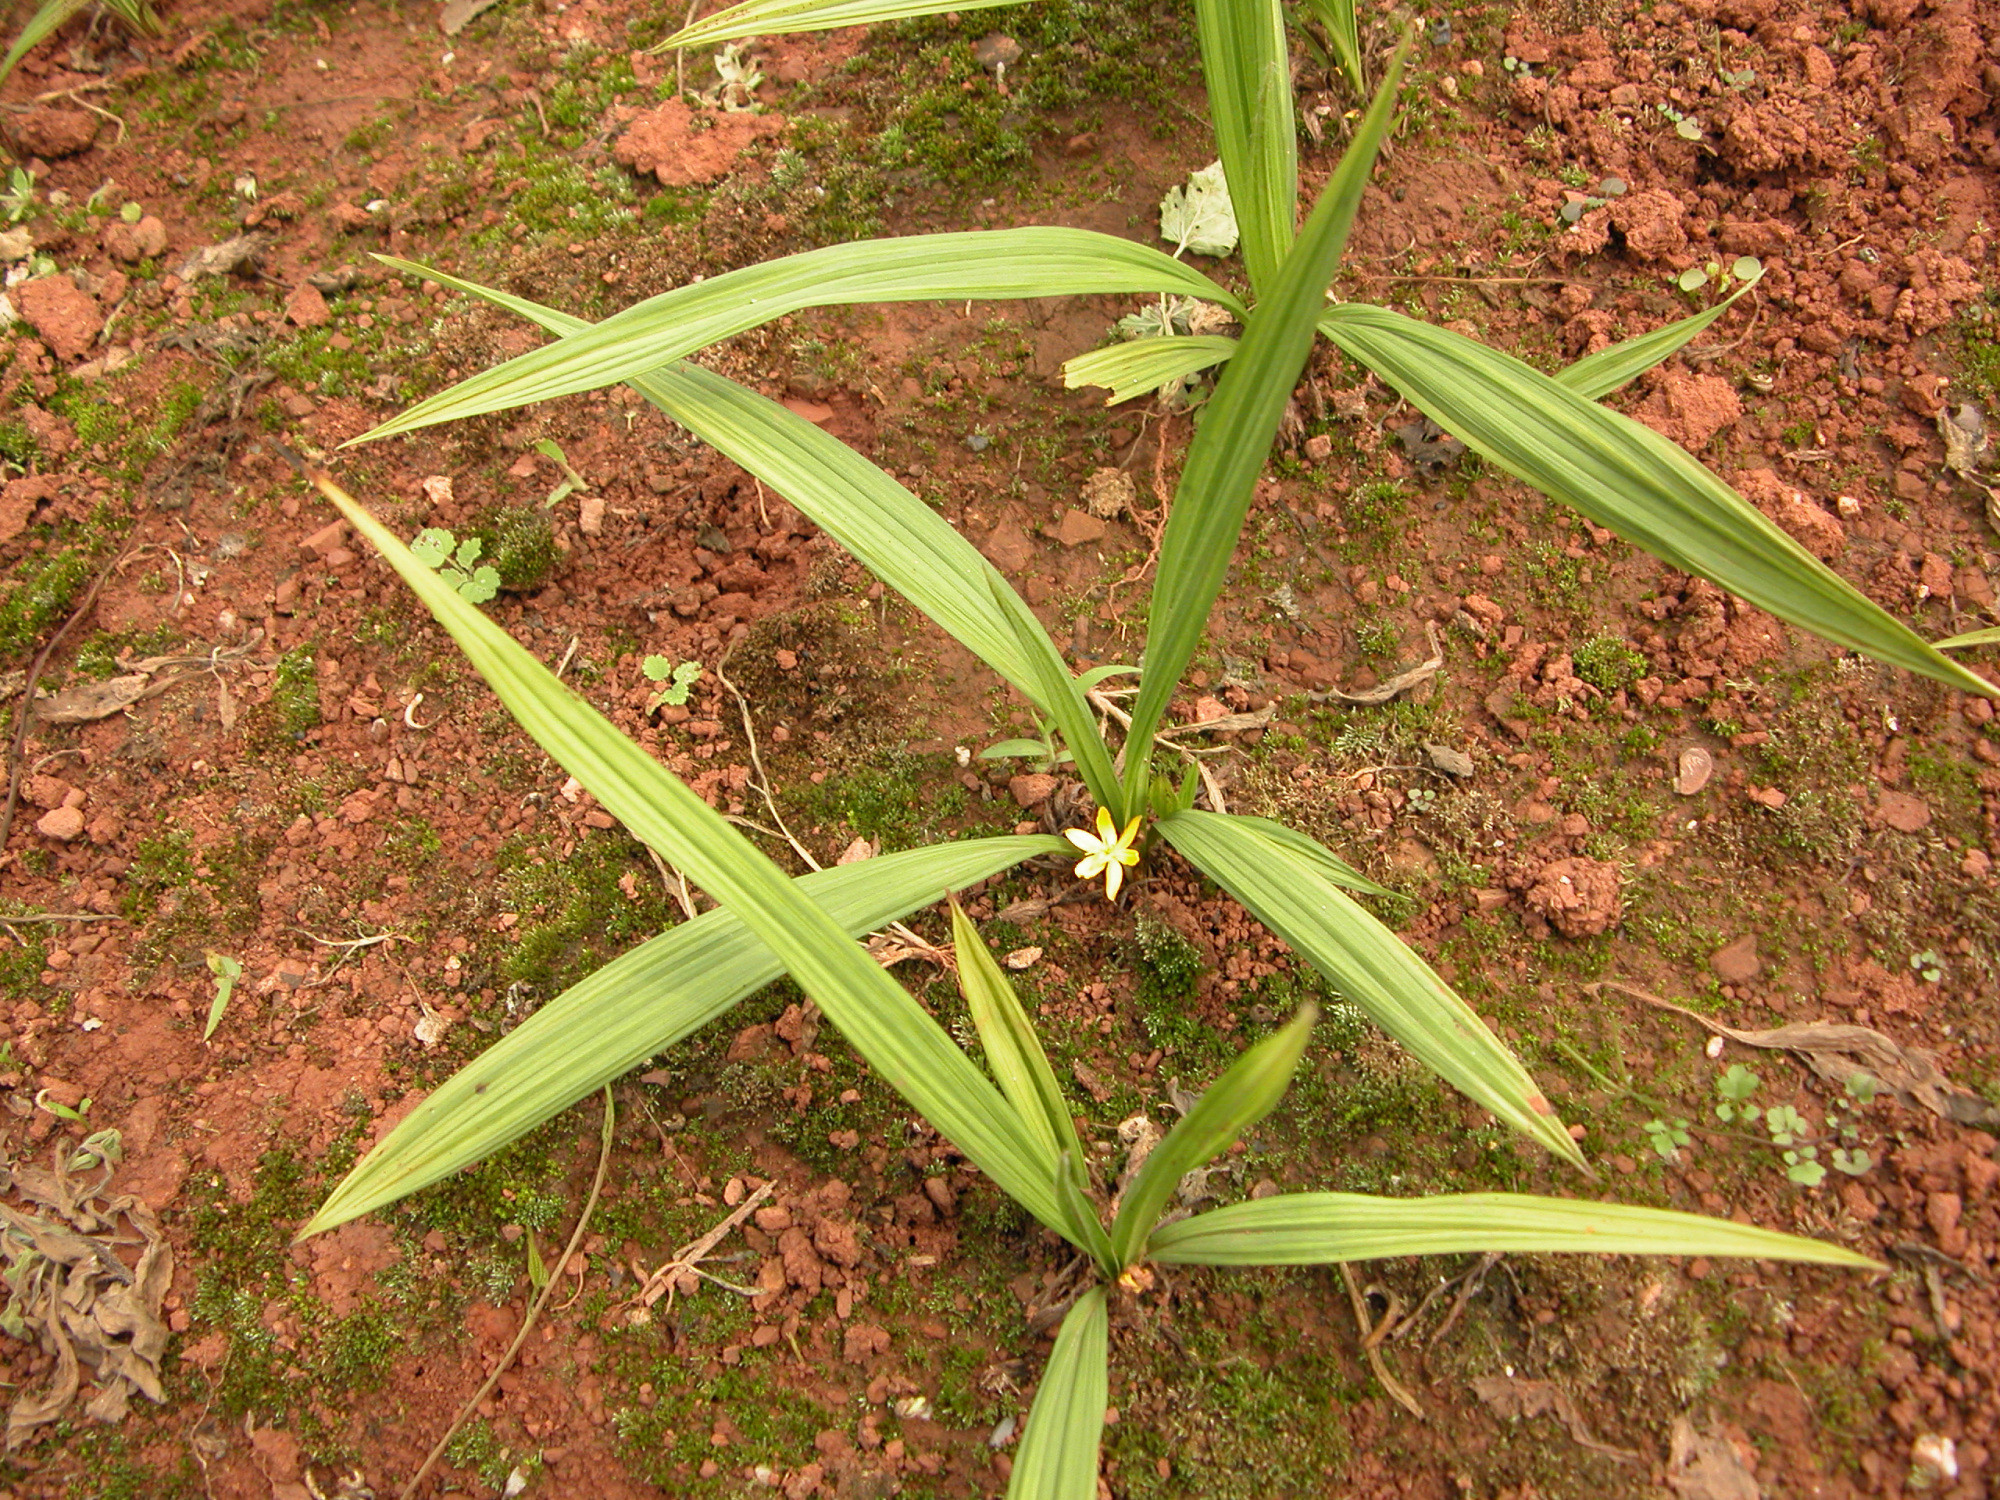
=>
[1572,634,1647,693]
[468,504,561,594]
[791,746,969,851]
[0,538,98,661]
[492,832,678,996]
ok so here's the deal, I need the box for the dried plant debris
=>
[1939,402,1988,476]
[0,1149,172,1447]
[1470,1374,1640,1462]
[1598,981,2000,1129]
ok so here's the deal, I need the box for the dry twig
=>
[399,1088,615,1499]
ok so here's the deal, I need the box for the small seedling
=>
[1642,1116,1691,1161]
[1677,255,1763,297]
[67,1126,121,1173]
[526,1229,549,1290]
[0,168,34,225]
[641,655,701,709]
[532,438,590,509]
[1714,1063,1760,1123]
[411,528,501,603]
[33,1088,90,1122]
[1657,102,1705,141]
[1558,174,1626,225]
[203,951,243,1041]
[1910,949,1944,984]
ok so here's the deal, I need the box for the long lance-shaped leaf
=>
[1110,1006,1316,1267]
[1192,0,1296,295]
[1007,1289,1108,1500]
[1122,49,1407,804]
[313,477,1074,1241]
[1055,1152,1118,1276]
[303,835,1065,1236]
[1147,1191,1881,1268]
[988,573,1127,818]
[0,0,87,87]
[1063,335,1238,406]
[1552,271,1761,401]
[1937,626,2000,651]
[664,0,985,48]
[379,260,1114,797]
[1068,271,1754,411]
[1216,813,1394,897]
[1159,809,1585,1167]
[352,233,1245,445]
[1301,0,1365,96]
[952,904,1087,1175]
[1321,304,1995,697]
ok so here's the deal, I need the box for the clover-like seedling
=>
[1910,949,1945,984]
[1642,1116,1691,1162]
[1558,174,1627,225]
[641,654,700,709]
[1677,255,1763,297]
[411,527,500,603]
[1714,1062,1760,1123]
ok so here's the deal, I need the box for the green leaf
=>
[1110,1006,1316,1266]
[985,572,1128,818]
[1555,269,1760,400]
[202,953,242,1042]
[381,259,1084,730]
[951,903,1087,1175]
[1191,0,1295,294]
[309,478,1070,1241]
[662,0,988,48]
[1160,162,1240,258]
[410,527,452,567]
[1158,809,1585,1167]
[1936,626,2000,650]
[1006,1289,1107,1500]
[1054,1151,1117,1276]
[979,738,1055,760]
[353,235,1244,445]
[1147,1191,1882,1268]
[1208,813,1394,897]
[1063,336,1238,406]
[0,0,89,89]
[1301,0,1364,94]
[1320,304,1996,698]
[1122,49,1407,798]
[306,835,1065,1234]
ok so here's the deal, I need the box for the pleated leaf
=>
[951,903,1086,1176]
[317,479,1072,1240]
[377,258,1093,759]
[1214,813,1394,897]
[1147,1191,1881,1268]
[1110,1006,1316,1267]
[1159,809,1585,1167]
[1301,0,1364,95]
[307,836,1065,1235]
[1122,50,1406,792]
[353,233,1244,445]
[664,0,989,48]
[1062,335,1238,405]
[1191,0,1296,295]
[1553,272,1761,400]
[1937,626,2000,650]
[1321,303,1994,697]
[1007,1289,1108,1500]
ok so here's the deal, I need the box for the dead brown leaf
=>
[1939,402,1989,476]
[439,0,506,34]
[1470,1374,1638,1461]
[31,674,150,724]
[1314,621,1444,705]
[0,1150,172,1447]
[1667,1416,1759,1500]
[1595,981,2000,1128]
